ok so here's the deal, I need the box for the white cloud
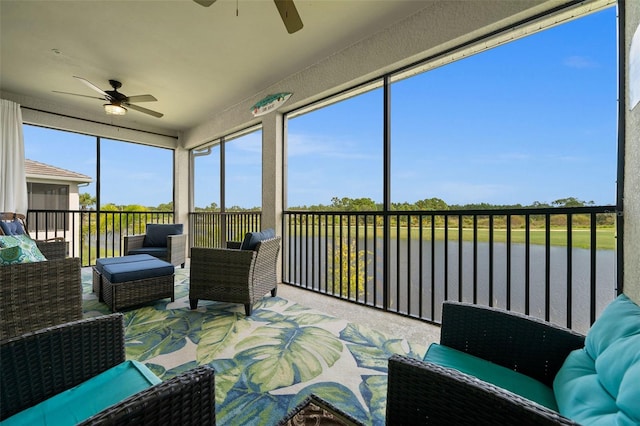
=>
[288,132,378,161]
[563,55,598,69]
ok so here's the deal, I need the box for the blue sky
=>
[24,6,618,209]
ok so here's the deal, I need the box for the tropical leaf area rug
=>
[82,268,426,425]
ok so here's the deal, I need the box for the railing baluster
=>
[567,214,573,329]
[545,213,551,322]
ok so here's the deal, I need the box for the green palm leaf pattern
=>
[125,307,191,360]
[235,320,343,392]
[341,322,417,372]
[79,267,422,426]
[197,312,252,364]
[287,382,371,424]
[361,375,388,424]
[218,379,290,425]
[210,358,246,405]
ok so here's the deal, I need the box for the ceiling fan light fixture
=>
[104,103,127,115]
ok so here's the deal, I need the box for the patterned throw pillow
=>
[0,235,47,263]
[0,246,31,265]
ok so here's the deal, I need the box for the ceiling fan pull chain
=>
[236,0,239,17]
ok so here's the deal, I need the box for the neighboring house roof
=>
[25,159,93,184]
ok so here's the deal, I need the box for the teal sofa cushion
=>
[585,294,640,359]
[554,294,640,426]
[424,342,558,411]
[2,360,161,426]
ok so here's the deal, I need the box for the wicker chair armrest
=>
[79,365,216,425]
[0,314,125,420]
[226,241,242,250]
[123,234,146,253]
[387,354,579,426]
[252,237,281,293]
[190,247,256,284]
[0,257,83,340]
[168,233,187,265]
[440,301,585,386]
[36,239,67,260]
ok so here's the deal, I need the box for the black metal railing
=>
[189,212,262,248]
[27,209,175,267]
[282,206,619,334]
[29,207,618,333]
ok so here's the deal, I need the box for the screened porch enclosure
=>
[20,0,625,335]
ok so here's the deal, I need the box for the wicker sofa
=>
[190,230,281,316]
[0,212,67,259]
[1,314,216,425]
[0,256,82,340]
[387,296,640,425]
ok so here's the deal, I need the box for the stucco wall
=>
[625,0,640,303]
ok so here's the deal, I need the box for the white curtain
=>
[0,99,28,214]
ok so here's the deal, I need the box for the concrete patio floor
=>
[277,283,441,349]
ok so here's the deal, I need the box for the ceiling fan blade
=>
[125,103,164,118]
[53,90,105,101]
[274,0,303,34]
[193,0,216,6]
[125,94,157,103]
[73,76,112,100]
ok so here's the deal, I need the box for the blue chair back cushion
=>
[0,219,25,236]
[554,294,640,425]
[240,228,275,251]
[142,224,183,248]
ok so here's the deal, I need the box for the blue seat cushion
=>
[240,228,275,250]
[103,259,174,283]
[1,360,161,426]
[95,254,156,274]
[424,343,558,411]
[128,247,169,259]
[142,224,183,248]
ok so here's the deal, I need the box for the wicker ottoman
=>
[93,254,156,300]
[97,257,175,312]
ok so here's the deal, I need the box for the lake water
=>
[284,236,617,334]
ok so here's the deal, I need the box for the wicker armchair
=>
[1,314,216,425]
[0,212,66,259]
[189,237,281,316]
[124,224,187,268]
[0,257,82,340]
[386,301,585,425]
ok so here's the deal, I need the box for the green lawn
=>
[424,227,616,251]
[293,224,617,251]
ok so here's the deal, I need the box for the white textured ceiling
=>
[0,0,431,132]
